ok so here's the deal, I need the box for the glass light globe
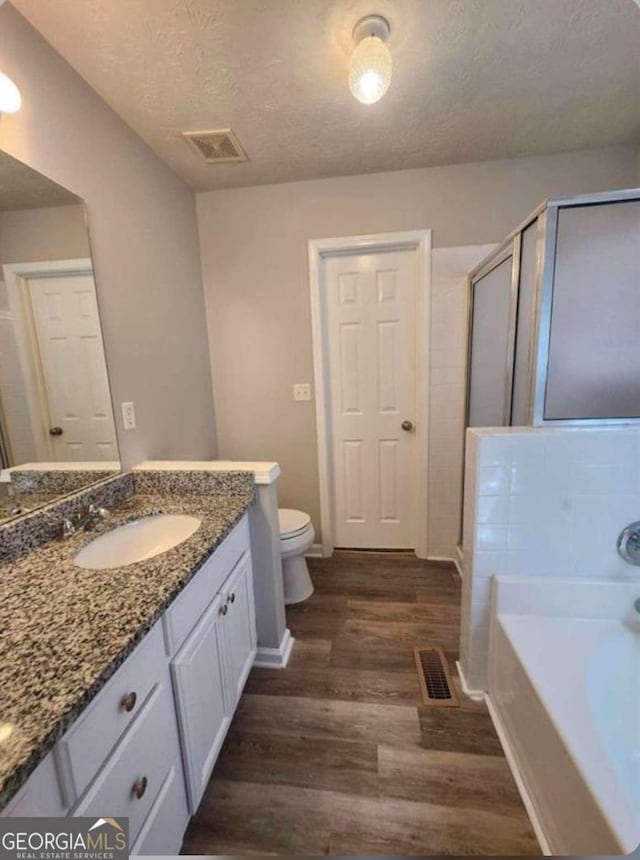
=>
[0,72,21,114]
[348,35,392,105]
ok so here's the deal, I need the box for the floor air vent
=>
[414,645,459,707]
[181,128,247,163]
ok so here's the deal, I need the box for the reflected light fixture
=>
[0,72,21,114]
[348,15,392,105]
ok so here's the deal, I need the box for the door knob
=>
[120,691,137,712]
[401,420,414,432]
[49,426,63,436]
[132,776,148,800]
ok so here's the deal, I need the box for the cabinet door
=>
[170,595,230,813]
[221,551,257,713]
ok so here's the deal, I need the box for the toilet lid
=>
[278,508,311,538]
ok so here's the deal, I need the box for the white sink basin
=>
[74,514,201,570]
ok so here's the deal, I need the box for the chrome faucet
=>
[60,504,109,539]
[616,521,640,566]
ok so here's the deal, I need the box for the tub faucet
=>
[60,504,109,539]
[616,521,640,566]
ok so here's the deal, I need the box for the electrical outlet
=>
[293,383,312,402]
[121,401,136,430]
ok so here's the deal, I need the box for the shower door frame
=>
[532,187,640,427]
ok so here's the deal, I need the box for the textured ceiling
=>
[0,150,81,210]
[11,0,640,191]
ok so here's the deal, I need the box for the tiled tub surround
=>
[0,469,255,808]
[460,425,640,693]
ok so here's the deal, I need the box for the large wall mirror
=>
[0,150,120,524]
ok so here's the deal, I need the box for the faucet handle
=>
[60,518,76,540]
[617,521,640,566]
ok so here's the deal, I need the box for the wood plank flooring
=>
[181,552,540,856]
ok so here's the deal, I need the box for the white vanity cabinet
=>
[2,514,257,856]
[219,550,257,712]
[171,594,230,812]
[167,517,256,813]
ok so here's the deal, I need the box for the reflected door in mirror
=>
[27,272,117,461]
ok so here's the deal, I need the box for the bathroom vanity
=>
[0,469,276,854]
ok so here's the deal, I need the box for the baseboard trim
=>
[306,543,325,558]
[254,628,295,669]
[455,660,484,702]
[484,694,551,856]
[425,555,456,567]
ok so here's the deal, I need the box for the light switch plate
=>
[121,401,136,430]
[293,383,312,402]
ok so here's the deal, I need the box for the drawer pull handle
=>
[220,604,228,616]
[132,776,148,799]
[228,592,236,604]
[120,691,137,712]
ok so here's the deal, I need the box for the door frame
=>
[308,229,432,558]
[2,258,94,461]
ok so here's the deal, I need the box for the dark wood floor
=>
[182,552,540,856]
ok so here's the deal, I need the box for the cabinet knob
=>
[120,691,137,712]
[220,604,228,616]
[132,776,148,799]
[227,592,236,604]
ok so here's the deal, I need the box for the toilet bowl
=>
[278,508,315,604]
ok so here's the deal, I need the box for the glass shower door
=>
[467,248,518,428]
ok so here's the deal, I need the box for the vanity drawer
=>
[73,676,182,845]
[163,514,250,655]
[56,622,166,803]
[1,753,69,818]
[130,764,189,856]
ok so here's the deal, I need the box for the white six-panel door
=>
[27,273,118,461]
[325,249,417,549]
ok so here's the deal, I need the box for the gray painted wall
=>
[197,145,638,544]
[0,4,217,468]
[0,204,89,266]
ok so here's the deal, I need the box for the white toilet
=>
[278,508,315,604]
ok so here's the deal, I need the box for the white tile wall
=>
[427,275,467,558]
[427,245,496,560]
[460,425,640,691]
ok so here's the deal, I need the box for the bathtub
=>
[487,577,640,856]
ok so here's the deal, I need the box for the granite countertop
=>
[0,482,255,808]
[0,493,61,522]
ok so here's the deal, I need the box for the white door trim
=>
[2,258,94,461]
[308,230,432,558]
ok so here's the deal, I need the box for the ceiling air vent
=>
[181,128,247,163]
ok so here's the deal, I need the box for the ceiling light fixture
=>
[0,72,21,114]
[348,15,392,105]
